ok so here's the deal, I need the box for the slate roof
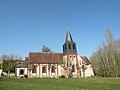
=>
[16,62,28,68]
[66,31,73,42]
[80,56,91,65]
[27,52,63,64]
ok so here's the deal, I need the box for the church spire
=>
[65,31,73,42]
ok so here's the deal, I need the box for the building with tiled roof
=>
[16,31,94,78]
[28,52,63,64]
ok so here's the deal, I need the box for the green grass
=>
[0,77,120,90]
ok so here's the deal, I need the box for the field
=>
[0,77,120,90]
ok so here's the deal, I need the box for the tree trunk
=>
[8,71,10,78]
[83,71,85,78]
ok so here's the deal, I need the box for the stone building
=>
[16,31,94,78]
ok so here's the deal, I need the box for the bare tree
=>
[1,54,23,78]
[82,64,87,78]
[90,29,120,77]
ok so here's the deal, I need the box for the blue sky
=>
[0,0,120,59]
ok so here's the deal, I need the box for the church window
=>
[32,66,36,73]
[69,44,71,49]
[73,44,75,50]
[20,69,24,75]
[72,65,75,72]
[51,66,55,73]
[42,66,46,73]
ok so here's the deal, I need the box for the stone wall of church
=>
[0,69,2,77]
[84,65,94,77]
[63,54,80,78]
[30,64,63,78]
[16,68,28,77]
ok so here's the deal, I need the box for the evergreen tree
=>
[41,45,51,52]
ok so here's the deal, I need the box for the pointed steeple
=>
[65,31,73,42]
[63,31,77,54]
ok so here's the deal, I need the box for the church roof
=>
[28,52,63,64]
[65,31,73,42]
[80,56,91,65]
[16,62,28,68]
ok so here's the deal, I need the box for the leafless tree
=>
[90,29,120,77]
[1,54,23,78]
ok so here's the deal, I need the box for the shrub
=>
[59,75,65,78]
[20,76,24,78]
[24,75,28,78]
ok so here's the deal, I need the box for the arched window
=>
[42,66,46,73]
[20,69,24,75]
[51,66,55,73]
[72,65,75,72]
[32,66,36,73]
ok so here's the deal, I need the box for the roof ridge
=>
[29,52,63,54]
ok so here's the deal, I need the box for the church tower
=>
[63,31,78,78]
[63,31,77,54]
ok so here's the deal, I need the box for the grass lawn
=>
[0,77,120,90]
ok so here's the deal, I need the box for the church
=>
[16,31,94,78]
